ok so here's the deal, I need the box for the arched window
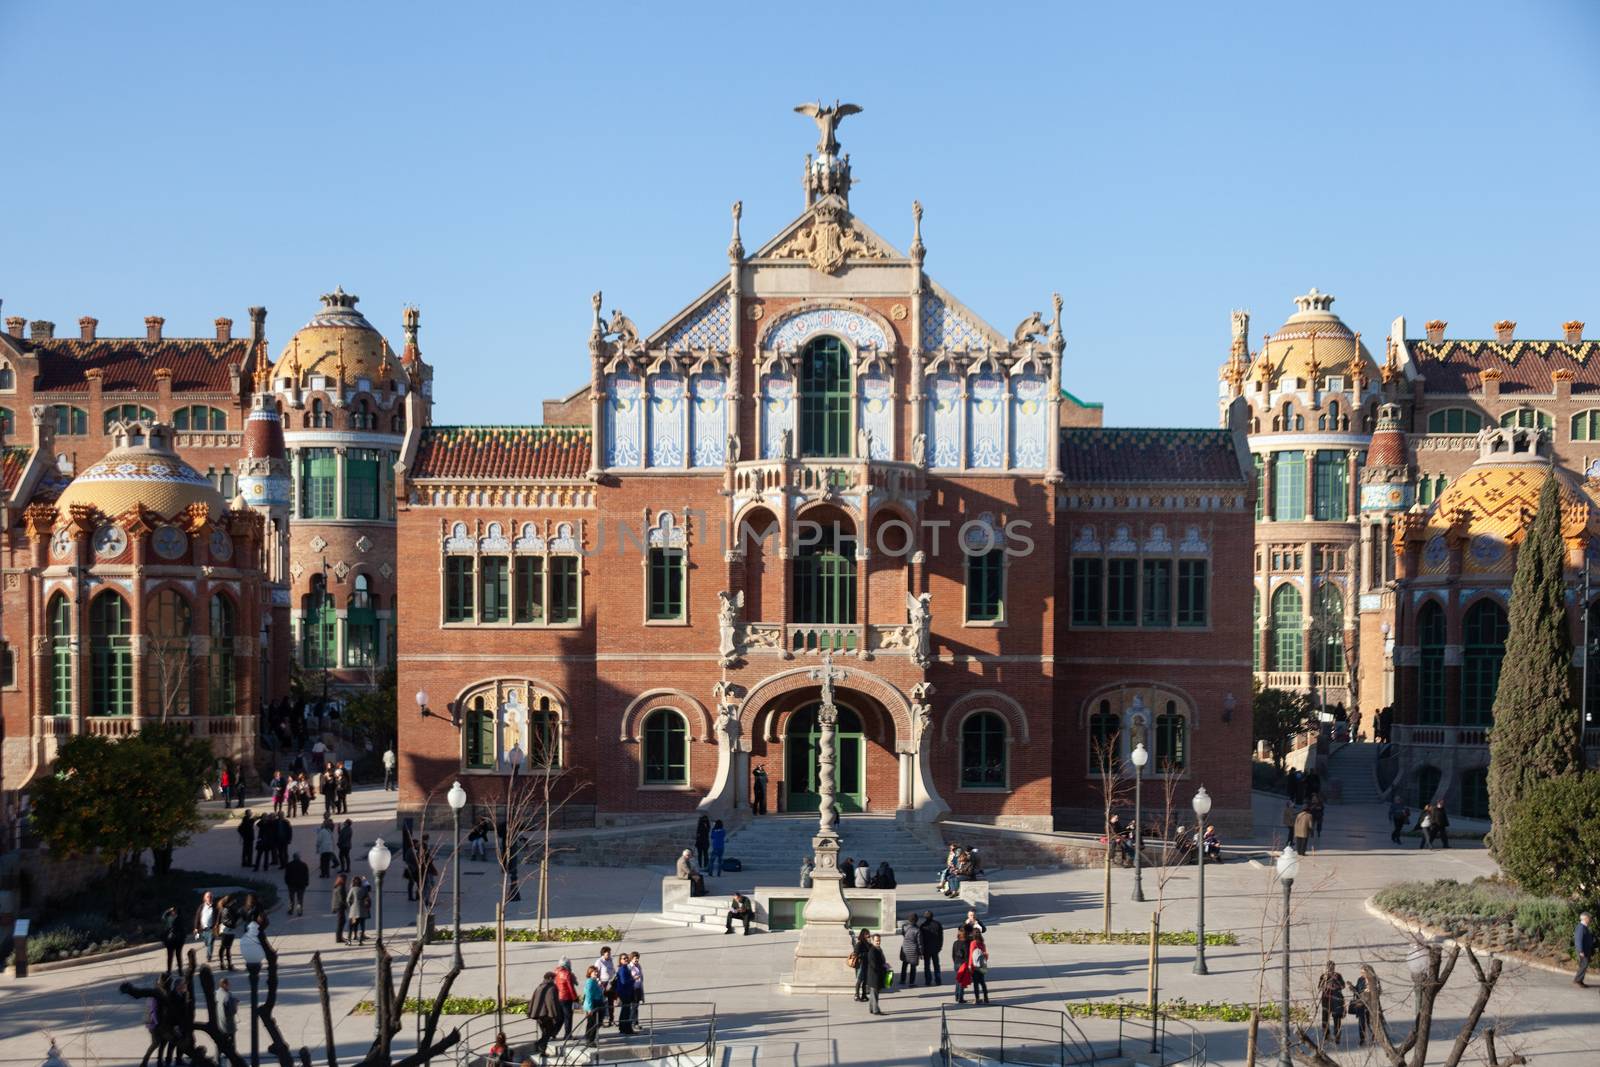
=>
[1461,599,1509,726]
[1089,700,1119,770]
[48,593,72,717]
[1417,600,1446,725]
[391,409,406,434]
[345,574,377,667]
[1270,584,1303,672]
[309,398,331,429]
[642,708,688,785]
[529,694,561,769]
[302,575,337,668]
[52,404,87,436]
[1155,700,1187,771]
[465,695,494,769]
[960,711,1008,788]
[103,404,155,432]
[174,405,227,431]
[209,594,236,715]
[349,399,375,430]
[0,361,13,390]
[1573,410,1600,442]
[0,407,11,437]
[1311,584,1345,673]
[1427,408,1483,434]
[1499,407,1552,430]
[793,519,857,633]
[146,590,193,716]
[798,336,851,458]
[88,592,132,716]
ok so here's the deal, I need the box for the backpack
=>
[723,858,742,872]
[973,948,988,971]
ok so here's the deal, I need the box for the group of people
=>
[266,764,352,819]
[1386,800,1451,849]
[692,815,728,876]
[1315,960,1372,1046]
[1281,793,1326,856]
[936,845,981,896]
[159,890,270,974]
[509,947,647,1059]
[209,763,247,808]
[329,874,375,943]
[851,909,990,1015]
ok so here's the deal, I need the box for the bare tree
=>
[1090,729,1130,936]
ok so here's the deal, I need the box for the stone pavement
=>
[1,785,1594,1066]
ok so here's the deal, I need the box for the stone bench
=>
[956,879,991,912]
[660,876,701,913]
[752,886,897,932]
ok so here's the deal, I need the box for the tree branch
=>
[1440,947,1502,1067]
[311,951,339,1067]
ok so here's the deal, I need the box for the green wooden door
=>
[784,704,864,812]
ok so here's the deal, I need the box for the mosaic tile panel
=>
[922,295,987,351]
[765,308,888,353]
[665,293,731,351]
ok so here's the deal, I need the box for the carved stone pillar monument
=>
[781,652,856,994]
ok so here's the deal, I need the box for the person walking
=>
[898,914,923,988]
[1388,800,1408,846]
[850,929,872,1002]
[554,958,579,1039]
[238,810,257,868]
[594,946,618,1026]
[580,965,605,1047]
[865,933,890,1015]
[382,746,397,791]
[218,976,238,1052]
[694,815,711,870]
[284,852,310,916]
[1349,974,1371,1045]
[193,891,217,963]
[725,892,755,935]
[751,763,768,815]
[160,906,185,973]
[217,897,241,970]
[1575,912,1596,986]
[1415,804,1435,850]
[1308,791,1326,839]
[952,927,973,1004]
[337,818,353,873]
[1318,961,1346,1042]
[709,819,727,877]
[967,930,991,1004]
[331,875,349,944]
[919,910,945,985]
[1432,804,1451,848]
[316,819,336,879]
[526,971,563,1055]
[1280,799,1297,848]
[275,811,292,868]
[348,876,369,944]
[218,765,232,810]
[614,952,637,1034]
[1292,806,1314,857]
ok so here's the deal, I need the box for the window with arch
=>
[527,693,561,770]
[1499,407,1552,430]
[391,409,406,434]
[1427,408,1483,434]
[1272,452,1305,520]
[642,708,689,785]
[302,575,337,668]
[346,574,377,667]
[1417,600,1446,725]
[52,404,88,436]
[1461,599,1509,726]
[1155,701,1187,771]
[1089,701,1120,770]
[1311,584,1345,673]
[0,407,12,437]
[0,361,13,390]
[799,336,851,458]
[49,593,72,716]
[88,592,132,716]
[102,404,155,433]
[965,545,1005,623]
[1573,410,1600,441]
[960,711,1008,788]
[146,590,194,716]
[793,521,856,627]
[349,399,376,430]
[1270,584,1303,672]
[173,405,227,431]
[209,594,236,715]
[308,398,332,429]
[465,695,494,770]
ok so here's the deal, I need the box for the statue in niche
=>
[717,590,743,665]
[501,689,528,765]
[912,432,928,469]
[907,591,933,668]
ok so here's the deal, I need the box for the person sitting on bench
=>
[725,891,755,935]
[676,849,706,897]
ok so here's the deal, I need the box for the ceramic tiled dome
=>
[54,421,225,519]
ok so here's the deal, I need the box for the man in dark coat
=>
[527,971,564,1054]
[238,811,257,868]
[337,818,354,873]
[1432,804,1450,848]
[919,910,945,985]
[283,852,310,916]
[865,933,890,1015]
[1576,912,1596,987]
[898,915,923,987]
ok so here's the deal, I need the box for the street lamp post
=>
[1276,845,1300,1067]
[1192,786,1211,975]
[447,780,468,970]
[368,838,392,1039]
[1131,742,1148,902]
[239,922,265,1067]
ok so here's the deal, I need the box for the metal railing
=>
[457,1001,716,1067]
[940,1003,1206,1067]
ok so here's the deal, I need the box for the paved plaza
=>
[1,786,1593,1066]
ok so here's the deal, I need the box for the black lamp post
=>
[239,922,265,1067]
[1131,742,1148,902]
[447,780,468,969]
[1192,786,1211,975]
[1276,844,1301,1067]
[368,838,392,1039]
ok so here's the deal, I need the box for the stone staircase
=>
[720,813,944,874]
[1325,741,1385,804]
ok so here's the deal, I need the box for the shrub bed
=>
[1033,930,1238,947]
[1373,877,1584,967]
[428,925,623,944]
[1069,998,1305,1023]
[355,996,529,1015]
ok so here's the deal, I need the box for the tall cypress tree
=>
[1487,472,1586,854]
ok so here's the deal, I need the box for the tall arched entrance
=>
[783,702,865,812]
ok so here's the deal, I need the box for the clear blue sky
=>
[4,2,1597,428]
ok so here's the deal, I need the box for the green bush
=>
[1033,930,1238,947]
[1498,774,1600,900]
[1375,876,1586,962]
[429,925,623,944]
[355,996,528,1016]
[1069,999,1306,1023]
[1514,897,1581,944]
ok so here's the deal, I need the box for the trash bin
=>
[13,918,28,978]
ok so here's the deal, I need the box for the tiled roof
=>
[1060,428,1246,485]
[1,446,29,494]
[1408,339,1600,394]
[413,426,592,481]
[9,336,251,392]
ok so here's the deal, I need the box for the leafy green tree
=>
[1488,474,1586,853]
[1499,774,1600,901]
[343,667,399,748]
[29,731,204,915]
[1252,686,1312,771]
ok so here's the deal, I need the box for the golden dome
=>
[55,422,226,520]
[270,287,396,386]
[1251,289,1378,387]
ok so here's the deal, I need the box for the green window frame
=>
[1311,584,1345,673]
[1251,587,1262,672]
[642,708,688,785]
[52,405,87,436]
[301,579,337,668]
[88,592,132,716]
[209,594,236,715]
[345,448,381,521]
[345,575,377,666]
[798,336,852,458]
[528,698,561,769]
[103,404,155,432]
[1573,410,1600,442]
[794,527,857,625]
[1418,476,1437,506]
[146,590,194,717]
[965,548,1005,622]
[1313,450,1347,521]
[1177,560,1208,627]
[479,556,510,623]
[49,593,72,716]
[959,711,1007,788]
[174,405,227,431]
[1417,601,1446,725]
[549,555,581,624]
[1499,408,1552,430]
[299,448,337,518]
[1071,558,1103,626]
[1089,703,1120,770]
[1270,583,1303,672]
[1427,408,1483,434]
[1461,599,1508,726]
[515,556,545,623]
[0,407,12,436]
[1106,559,1137,627]
[445,557,475,623]
[1272,451,1305,520]
[1155,705,1187,770]
[465,697,494,770]
[648,547,685,620]
[1141,559,1172,627]
[1253,453,1264,520]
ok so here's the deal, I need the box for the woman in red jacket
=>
[553,958,579,1039]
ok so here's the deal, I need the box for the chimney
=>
[145,315,165,341]
[214,316,233,341]
[1564,320,1585,343]
[1494,319,1516,343]
[248,306,267,336]
[5,316,24,338]
[1424,319,1446,343]
[30,320,55,340]
[78,316,98,340]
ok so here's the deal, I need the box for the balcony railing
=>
[1260,671,1350,693]
[737,622,919,658]
[1391,724,1491,747]
[84,716,137,737]
[732,458,923,507]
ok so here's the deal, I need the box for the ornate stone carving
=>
[794,100,862,158]
[772,202,891,275]
[289,560,304,580]
[747,305,763,321]
[309,535,327,553]
[890,303,908,321]
[717,590,743,666]
[907,591,932,669]
[355,535,372,553]
[1012,311,1047,346]
[911,681,936,741]
[333,560,350,581]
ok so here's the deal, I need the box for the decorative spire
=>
[253,340,271,393]
[795,100,861,207]
[401,305,422,363]
[1049,292,1064,349]
[1294,288,1335,314]
[910,200,925,263]
[590,291,604,342]
[728,200,744,262]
